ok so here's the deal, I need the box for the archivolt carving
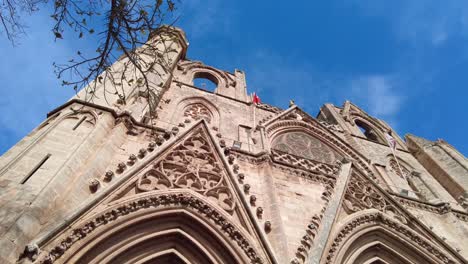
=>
[343,173,407,224]
[325,212,459,264]
[34,191,263,264]
[183,103,213,123]
[136,128,236,213]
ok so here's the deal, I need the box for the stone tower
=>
[1,26,467,264]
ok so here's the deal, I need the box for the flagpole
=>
[253,102,256,130]
[386,132,405,179]
[391,147,406,178]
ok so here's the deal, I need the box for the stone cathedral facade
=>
[0,26,467,264]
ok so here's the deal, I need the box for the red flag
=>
[252,92,260,105]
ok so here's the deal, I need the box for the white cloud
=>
[176,0,235,40]
[344,75,404,130]
[351,0,468,47]
[349,75,402,117]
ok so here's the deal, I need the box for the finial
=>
[289,100,295,107]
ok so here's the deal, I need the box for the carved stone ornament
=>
[35,192,263,264]
[256,103,283,114]
[271,149,339,177]
[325,212,459,264]
[391,194,468,222]
[136,128,236,213]
[272,131,341,164]
[389,159,409,178]
[115,115,140,135]
[183,103,212,123]
[317,120,344,133]
[265,108,376,178]
[343,173,407,224]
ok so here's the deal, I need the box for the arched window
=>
[354,119,381,143]
[192,72,218,92]
[271,131,341,164]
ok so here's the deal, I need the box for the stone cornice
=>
[389,192,468,222]
[46,99,167,133]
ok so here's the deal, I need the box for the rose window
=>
[183,104,212,123]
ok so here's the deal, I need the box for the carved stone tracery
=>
[343,173,407,224]
[136,128,235,213]
[271,149,339,177]
[272,131,340,165]
[265,108,376,178]
[183,103,212,123]
[389,159,409,178]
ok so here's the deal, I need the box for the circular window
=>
[272,131,340,164]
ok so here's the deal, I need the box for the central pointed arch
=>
[35,190,264,264]
[324,211,457,264]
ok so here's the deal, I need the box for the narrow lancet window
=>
[72,116,87,131]
[20,154,51,184]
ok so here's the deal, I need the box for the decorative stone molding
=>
[34,191,264,264]
[317,120,344,133]
[271,149,339,177]
[88,179,100,193]
[135,127,236,214]
[390,193,468,222]
[343,173,408,224]
[183,103,213,123]
[256,103,283,114]
[103,171,114,182]
[324,212,459,264]
[265,109,375,178]
[271,163,336,187]
[231,150,271,165]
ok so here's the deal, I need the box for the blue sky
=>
[0,1,467,155]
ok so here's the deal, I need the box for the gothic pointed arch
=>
[324,210,459,264]
[264,106,375,178]
[34,191,261,264]
[27,121,274,264]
